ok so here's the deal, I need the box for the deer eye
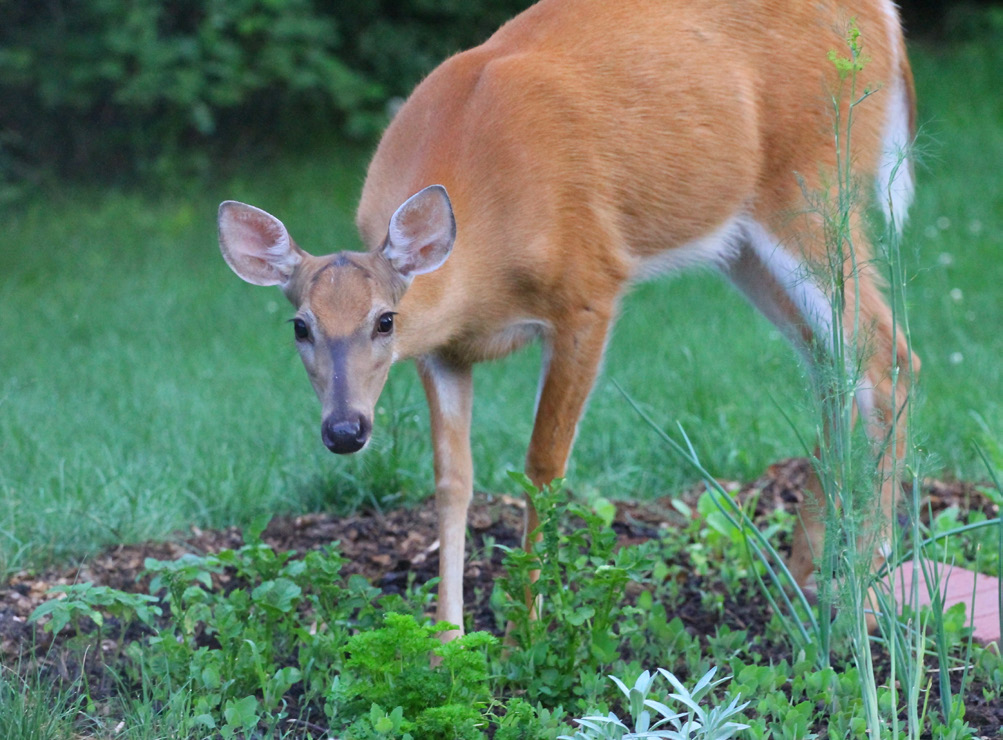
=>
[376,312,395,335]
[292,318,310,341]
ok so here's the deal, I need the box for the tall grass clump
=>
[824,26,996,739]
[802,24,893,732]
[0,666,81,740]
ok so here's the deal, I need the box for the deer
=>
[217,0,917,638]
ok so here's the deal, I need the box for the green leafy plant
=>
[28,581,162,689]
[493,698,573,740]
[335,612,497,739]
[29,582,161,639]
[927,503,1003,577]
[137,532,386,735]
[497,473,657,706]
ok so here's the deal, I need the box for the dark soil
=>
[2,458,1002,737]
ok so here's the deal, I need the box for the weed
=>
[137,538,380,733]
[497,473,657,706]
[29,582,160,641]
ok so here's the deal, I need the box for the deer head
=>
[218,185,455,453]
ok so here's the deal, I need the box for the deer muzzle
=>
[321,412,371,454]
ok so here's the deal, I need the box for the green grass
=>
[1,38,1001,576]
[0,665,80,739]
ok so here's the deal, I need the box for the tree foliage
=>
[0,0,532,180]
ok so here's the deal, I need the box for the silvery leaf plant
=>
[559,666,750,740]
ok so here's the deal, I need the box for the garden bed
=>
[2,458,1002,737]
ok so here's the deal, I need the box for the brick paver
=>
[889,561,1001,643]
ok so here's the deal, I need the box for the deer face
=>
[217,186,454,453]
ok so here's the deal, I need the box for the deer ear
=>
[218,201,305,287]
[383,185,456,278]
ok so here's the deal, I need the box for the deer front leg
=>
[418,356,474,640]
[524,304,615,554]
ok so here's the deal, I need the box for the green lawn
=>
[1,38,1001,577]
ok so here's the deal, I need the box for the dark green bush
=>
[0,0,532,183]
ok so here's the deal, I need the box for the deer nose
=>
[321,414,371,454]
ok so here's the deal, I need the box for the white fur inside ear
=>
[264,231,300,274]
[219,201,301,286]
[384,185,455,277]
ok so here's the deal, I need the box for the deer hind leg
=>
[724,215,916,592]
[845,259,918,573]
[723,219,829,588]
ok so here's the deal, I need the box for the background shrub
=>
[0,0,532,183]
